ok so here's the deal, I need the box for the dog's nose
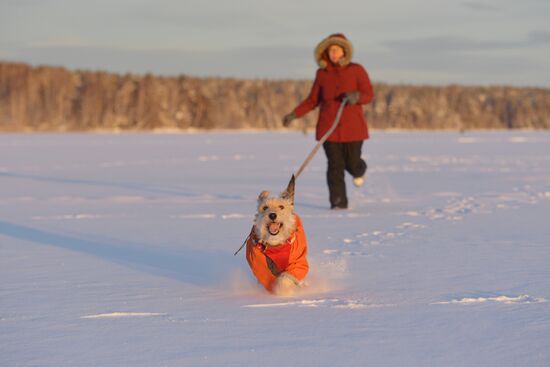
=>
[269,213,277,220]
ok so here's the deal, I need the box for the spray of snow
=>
[223,269,267,297]
[221,255,348,299]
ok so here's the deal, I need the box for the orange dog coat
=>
[246,214,309,292]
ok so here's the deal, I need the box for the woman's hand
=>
[341,91,361,104]
[282,111,297,127]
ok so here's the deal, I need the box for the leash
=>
[294,97,348,179]
[234,234,250,256]
[234,98,349,257]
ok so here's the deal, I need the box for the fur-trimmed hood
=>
[315,33,354,68]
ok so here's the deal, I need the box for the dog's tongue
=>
[269,222,280,234]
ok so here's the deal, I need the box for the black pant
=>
[322,141,367,208]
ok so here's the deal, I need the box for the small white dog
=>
[245,176,309,296]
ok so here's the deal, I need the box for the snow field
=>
[1,131,549,366]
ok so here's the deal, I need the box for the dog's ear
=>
[280,175,295,205]
[258,191,270,205]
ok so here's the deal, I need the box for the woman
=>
[283,33,374,209]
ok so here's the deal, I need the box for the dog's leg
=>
[272,272,300,297]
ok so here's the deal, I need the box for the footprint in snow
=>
[323,226,418,257]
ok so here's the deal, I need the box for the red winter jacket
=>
[293,34,374,142]
[294,63,374,142]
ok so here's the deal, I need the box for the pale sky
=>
[1,0,549,86]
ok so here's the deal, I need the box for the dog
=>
[245,176,309,296]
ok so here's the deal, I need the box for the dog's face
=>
[254,191,296,247]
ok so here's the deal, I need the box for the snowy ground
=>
[1,131,549,367]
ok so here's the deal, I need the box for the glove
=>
[282,111,297,127]
[341,91,361,104]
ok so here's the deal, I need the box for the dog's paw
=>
[272,272,301,297]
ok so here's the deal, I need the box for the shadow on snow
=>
[0,219,238,287]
